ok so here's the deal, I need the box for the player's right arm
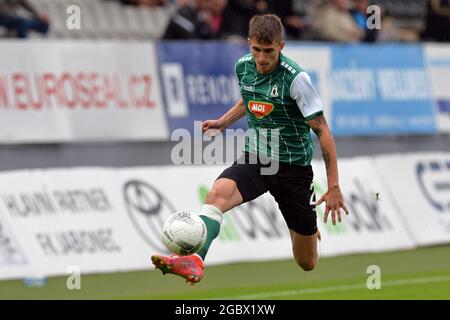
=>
[201,98,246,135]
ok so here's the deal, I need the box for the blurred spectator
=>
[310,0,363,42]
[349,0,378,42]
[270,0,306,40]
[422,0,450,42]
[163,0,215,39]
[0,0,49,38]
[208,0,228,38]
[221,0,270,41]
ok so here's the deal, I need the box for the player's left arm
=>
[308,114,349,225]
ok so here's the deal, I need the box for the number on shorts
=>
[309,182,316,205]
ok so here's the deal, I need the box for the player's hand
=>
[202,119,225,137]
[315,186,349,225]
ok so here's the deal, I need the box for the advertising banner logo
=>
[157,42,248,133]
[331,45,437,135]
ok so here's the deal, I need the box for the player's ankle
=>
[199,204,223,223]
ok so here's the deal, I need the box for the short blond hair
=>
[248,14,284,44]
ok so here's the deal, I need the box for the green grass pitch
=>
[1,245,449,300]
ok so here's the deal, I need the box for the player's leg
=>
[151,177,243,285]
[196,177,244,261]
[204,178,244,212]
[269,164,320,271]
[289,229,321,271]
[152,154,268,284]
[196,158,269,261]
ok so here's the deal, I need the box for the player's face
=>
[249,38,285,74]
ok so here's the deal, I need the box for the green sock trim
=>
[197,215,221,260]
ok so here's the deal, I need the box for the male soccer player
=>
[152,14,349,285]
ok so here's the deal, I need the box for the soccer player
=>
[152,14,349,285]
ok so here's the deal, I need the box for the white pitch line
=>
[210,274,450,300]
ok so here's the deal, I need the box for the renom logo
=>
[416,160,450,212]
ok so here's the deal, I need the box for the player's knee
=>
[205,189,218,203]
[205,188,227,207]
[295,256,317,271]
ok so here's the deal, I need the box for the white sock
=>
[199,204,223,224]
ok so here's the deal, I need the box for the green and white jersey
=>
[235,53,324,166]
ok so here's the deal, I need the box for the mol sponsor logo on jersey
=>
[248,101,274,119]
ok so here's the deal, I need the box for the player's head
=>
[248,14,285,74]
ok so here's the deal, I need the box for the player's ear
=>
[247,38,252,46]
[279,41,285,51]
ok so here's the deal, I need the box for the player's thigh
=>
[269,164,318,267]
[205,178,243,212]
[207,162,268,212]
[280,197,319,268]
[269,165,317,235]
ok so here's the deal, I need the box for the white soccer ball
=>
[162,211,207,256]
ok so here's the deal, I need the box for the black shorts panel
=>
[268,165,317,236]
[216,163,269,203]
[218,152,317,236]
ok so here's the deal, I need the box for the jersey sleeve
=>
[234,58,245,83]
[289,72,324,121]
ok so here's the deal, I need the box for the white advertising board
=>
[1,153,449,280]
[0,41,168,142]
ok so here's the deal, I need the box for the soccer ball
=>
[162,211,207,256]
